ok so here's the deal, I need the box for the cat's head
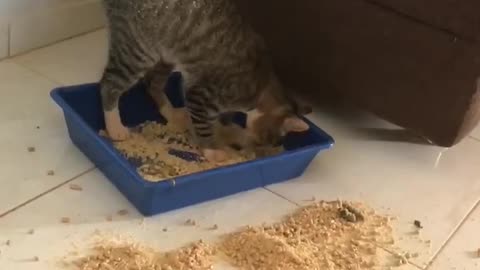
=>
[246,101,312,147]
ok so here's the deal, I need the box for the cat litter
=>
[61,217,71,224]
[414,220,423,229]
[185,219,197,226]
[117,209,129,216]
[69,184,83,191]
[27,146,35,152]
[47,170,55,176]
[107,121,271,182]
[66,201,427,270]
[69,238,215,270]
[16,256,40,263]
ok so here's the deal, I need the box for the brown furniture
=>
[235,0,480,147]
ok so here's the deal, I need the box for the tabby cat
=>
[101,0,310,161]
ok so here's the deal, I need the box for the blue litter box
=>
[50,74,334,216]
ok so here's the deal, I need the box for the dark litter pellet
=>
[414,220,423,229]
[168,149,203,162]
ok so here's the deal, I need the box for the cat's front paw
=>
[166,108,190,132]
[105,110,130,141]
[202,148,228,163]
[107,123,130,141]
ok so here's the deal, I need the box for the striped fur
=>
[101,0,303,149]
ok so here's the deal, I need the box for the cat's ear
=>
[282,117,310,133]
[298,104,313,115]
[287,92,313,115]
[294,96,313,115]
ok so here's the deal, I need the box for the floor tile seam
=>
[424,199,480,270]
[376,244,424,270]
[468,135,480,142]
[263,187,302,207]
[5,27,105,60]
[0,167,96,219]
[10,59,65,86]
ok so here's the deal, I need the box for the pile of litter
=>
[72,239,215,270]
[67,201,420,270]
[101,121,281,182]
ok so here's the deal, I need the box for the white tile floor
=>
[0,29,479,270]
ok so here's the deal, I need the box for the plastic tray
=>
[50,76,334,216]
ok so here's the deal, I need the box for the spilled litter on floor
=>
[63,201,428,270]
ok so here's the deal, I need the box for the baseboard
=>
[6,0,106,57]
[0,19,8,59]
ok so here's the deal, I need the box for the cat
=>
[144,68,313,155]
[101,0,310,161]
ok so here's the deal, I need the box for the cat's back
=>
[102,0,163,16]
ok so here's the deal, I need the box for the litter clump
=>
[47,170,55,176]
[61,217,71,224]
[185,219,197,226]
[102,121,281,182]
[27,146,36,152]
[414,220,423,229]
[117,209,129,216]
[338,202,365,223]
[69,184,83,191]
[23,256,39,262]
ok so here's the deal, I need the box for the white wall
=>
[0,0,81,18]
[0,0,105,58]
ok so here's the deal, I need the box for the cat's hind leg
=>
[101,46,155,140]
[145,63,190,131]
[185,85,227,162]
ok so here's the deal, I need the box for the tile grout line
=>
[0,167,96,219]
[6,26,105,59]
[469,135,480,143]
[6,23,11,57]
[376,245,424,270]
[11,60,66,86]
[262,187,302,207]
[425,199,480,270]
